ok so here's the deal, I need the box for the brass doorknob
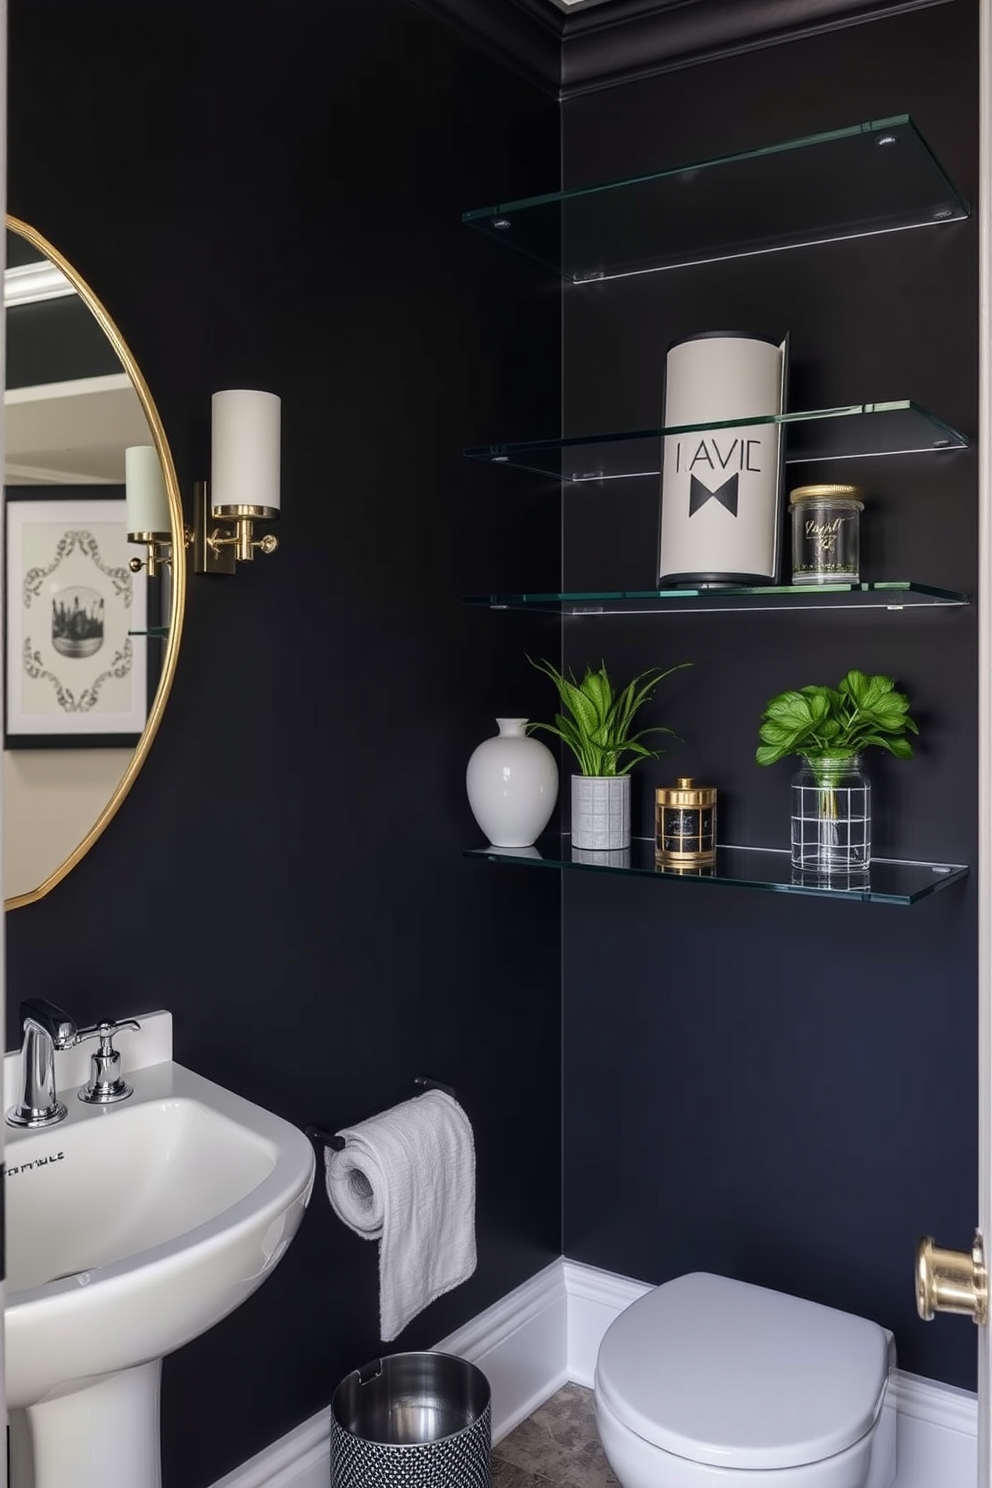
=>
[916,1233,987,1324]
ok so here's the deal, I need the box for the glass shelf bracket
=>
[463,116,970,283]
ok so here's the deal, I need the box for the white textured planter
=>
[466,718,558,848]
[571,775,630,850]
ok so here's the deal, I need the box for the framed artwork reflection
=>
[5,490,149,748]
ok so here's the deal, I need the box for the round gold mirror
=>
[3,216,185,910]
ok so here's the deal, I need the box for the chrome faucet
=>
[5,999,141,1128]
[6,999,77,1127]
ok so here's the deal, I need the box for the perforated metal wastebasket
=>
[331,1351,491,1488]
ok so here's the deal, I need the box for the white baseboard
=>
[433,1258,568,1442]
[213,1258,978,1488]
[209,1407,331,1488]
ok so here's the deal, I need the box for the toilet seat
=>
[595,1273,894,1471]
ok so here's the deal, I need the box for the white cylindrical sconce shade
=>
[125,445,171,534]
[211,389,281,515]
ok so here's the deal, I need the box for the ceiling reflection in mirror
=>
[3,218,185,910]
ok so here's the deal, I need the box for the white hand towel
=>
[324,1090,476,1342]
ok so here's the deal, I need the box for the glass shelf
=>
[463,116,970,282]
[464,402,968,482]
[463,582,970,615]
[465,836,968,905]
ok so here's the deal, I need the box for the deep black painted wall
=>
[559,2,979,1388]
[5,3,562,1483]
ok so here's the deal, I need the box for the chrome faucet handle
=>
[75,1018,141,1043]
[76,1019,142,1106]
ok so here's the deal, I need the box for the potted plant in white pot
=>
[755,668,918,872]
[528,657,691,850]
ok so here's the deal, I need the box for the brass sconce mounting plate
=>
[192,481,236,575]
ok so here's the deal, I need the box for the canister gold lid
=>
[789,483,864,504]
[656,777,717,807]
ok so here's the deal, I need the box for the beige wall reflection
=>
[4,749,131,901]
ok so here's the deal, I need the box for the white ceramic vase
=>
[571,774,631,850]
[466,718,558,848]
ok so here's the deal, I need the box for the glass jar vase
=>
[790,754,870,872]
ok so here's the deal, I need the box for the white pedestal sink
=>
[4,1012,316,1488]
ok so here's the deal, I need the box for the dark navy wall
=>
[5,2,562,1483]
[559,1,979,1388]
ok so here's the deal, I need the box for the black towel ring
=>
[305,1076,456,1153]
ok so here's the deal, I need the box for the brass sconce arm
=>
[208,504,280,562]
[191,483,279,574]
[128,533,174,579]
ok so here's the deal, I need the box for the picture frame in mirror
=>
[4,489,160,748]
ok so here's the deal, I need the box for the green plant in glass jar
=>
[755,669,918,871]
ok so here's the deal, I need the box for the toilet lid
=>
[595,1273,893,1471]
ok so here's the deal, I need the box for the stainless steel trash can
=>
[331,1351,491,1488]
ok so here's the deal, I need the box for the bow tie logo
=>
[688,472,739,518]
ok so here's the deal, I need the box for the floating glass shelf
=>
[463,116,970,282]
[465,837,968,905]
[463,582,969,615]
[465,402,968,482]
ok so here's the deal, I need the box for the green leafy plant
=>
[527,657,691,777]
[756,669,918,767]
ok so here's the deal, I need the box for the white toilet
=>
[594,1273,897,1488]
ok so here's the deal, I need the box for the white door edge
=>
[1,0,10,1467]
[979,0,991,1483]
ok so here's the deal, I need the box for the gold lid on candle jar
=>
[655,777,717,808]
[789,483,864,505]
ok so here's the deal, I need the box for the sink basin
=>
[5,1043,316,1488]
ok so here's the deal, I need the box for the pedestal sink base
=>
[11,1361,163,1488]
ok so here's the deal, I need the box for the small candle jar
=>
[790,483,864,585]
[655,778,717,866]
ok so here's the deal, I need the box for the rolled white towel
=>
[324,1089,476,1341]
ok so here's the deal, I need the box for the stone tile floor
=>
[492,1383,619,1488]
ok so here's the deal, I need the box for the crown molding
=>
[4,258,76,307]
[404,0,958,101]
[560,0,959,97]
[402,0,562,96]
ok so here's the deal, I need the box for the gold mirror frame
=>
[4,215,186,911]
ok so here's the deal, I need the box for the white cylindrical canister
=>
[658,331,787,586]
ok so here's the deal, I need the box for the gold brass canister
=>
[655,777,717,866]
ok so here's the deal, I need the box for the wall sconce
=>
[126,445,173,578]
[193,389,281,574]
